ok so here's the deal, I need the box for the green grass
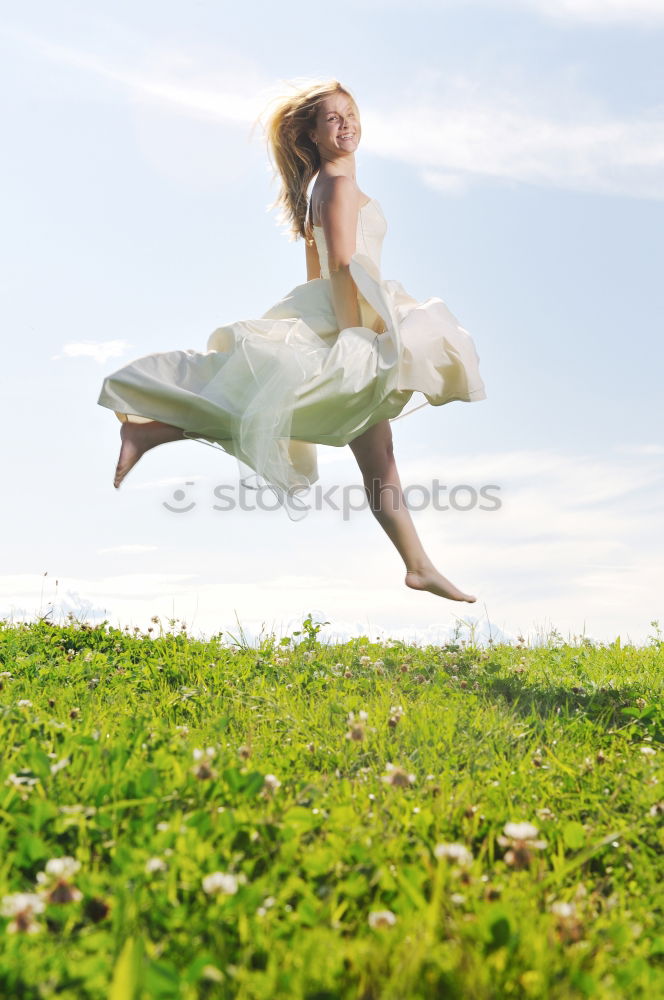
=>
[0,614,662,999]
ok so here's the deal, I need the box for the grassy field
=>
[0,614,662,999]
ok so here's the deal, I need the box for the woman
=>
[97,79,486,603]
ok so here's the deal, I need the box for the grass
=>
[0,614,662,999]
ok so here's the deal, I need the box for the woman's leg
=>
[113,419,187,489]
[348,419,476,602]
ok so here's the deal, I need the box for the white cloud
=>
[52,339,133,363]
[500,0,664,25]
[7,25,664,200]
[1,444,660,646]
[366,94,664,201]
[358,0,664,24]
[614,442,664,456]
[96,544,160,554]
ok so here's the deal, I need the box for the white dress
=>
[97,197,486,518]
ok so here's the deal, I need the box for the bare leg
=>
[113,419,187,489]
[348,419,476,603]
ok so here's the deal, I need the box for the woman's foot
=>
[114,420,186,488]
[405,564,476,603]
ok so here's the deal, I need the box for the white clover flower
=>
[1,893,46,917]
[202,872,239,895]
[37,857,81,882]
[551,900,576,918]
[434,842,473,866]
[17,700,33,708]
[381,763,416,787]
[145,857,168,874]
[368,909,397,928]
[192,747,216,761]
[502,822,540,841]
[373,659,384,669]
[359,656,371,665]
[263,774,281,791]
[497,820,548,868]
[1,893,45,934]
[639,746,656,757]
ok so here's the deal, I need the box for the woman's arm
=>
[319,176,362,330]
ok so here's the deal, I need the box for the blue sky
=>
[1,0,662,647]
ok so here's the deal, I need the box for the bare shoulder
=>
[311,175,361,227]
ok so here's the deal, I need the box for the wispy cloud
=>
[96,544,160,554]
[51,339,133,363]
[2,435,661,644]
[368,91,664,201]
[359,0,664,25]
[1,26,265,124]
[7,25,664,201]
[491,0,664,25]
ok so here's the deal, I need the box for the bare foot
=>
[405,565,476,603]
[114,420,186,488]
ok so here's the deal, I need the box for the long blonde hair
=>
[256,79,358,246]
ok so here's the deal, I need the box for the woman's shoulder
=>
[310,176,363,227]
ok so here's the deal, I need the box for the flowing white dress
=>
[97,197,486,518]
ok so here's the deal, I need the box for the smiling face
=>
[309,93,361,161]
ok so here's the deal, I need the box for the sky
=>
[1,0,662,648]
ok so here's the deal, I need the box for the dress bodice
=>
[311,198,386,279]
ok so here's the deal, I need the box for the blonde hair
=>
[256,79,358,245]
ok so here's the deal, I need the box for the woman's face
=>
[309,94,361,160]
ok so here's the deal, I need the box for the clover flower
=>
[191,746,217,779]
[145,857,168,875]
[202,872,242,895]
[346,721,365,742]
[381,763,416,787]
[388,705,404,728]
[1,893,45,934]
[36,857,83,904]
[434,842,473,867]
[550,899,584,942]
[497,821,547,869]
[368,909,397,928]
